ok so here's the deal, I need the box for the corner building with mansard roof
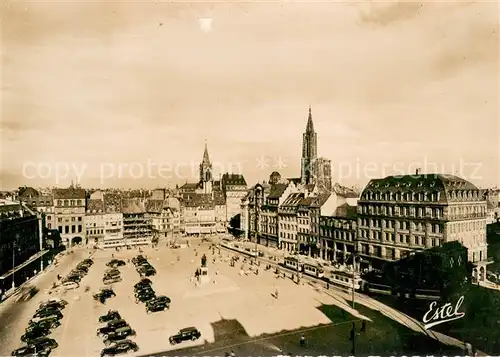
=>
[356,173,490,281]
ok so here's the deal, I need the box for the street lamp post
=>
[351,250,359,355]
[12,237,19,289]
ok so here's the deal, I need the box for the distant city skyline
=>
[2,1,499,190]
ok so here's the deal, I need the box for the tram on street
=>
[283,256,325,278]
[325,270,364,291]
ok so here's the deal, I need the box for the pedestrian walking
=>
[300,334,305,347]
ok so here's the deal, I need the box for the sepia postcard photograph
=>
[1,0,499,356]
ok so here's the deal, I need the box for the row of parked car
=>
[103,259,126,285]
[132,255,170,313]
[11,258,95,356]
[134,278,170,312]
[59,257,94,290]
[11,298,67,356]
[97,310,139,356]
[133,255,156,277]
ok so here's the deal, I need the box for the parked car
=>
[137,266,156,277]
[103,276,122,285]
[39,301,66,311]
[143,268,156,277]
[62,275,81,283]
[33,308,63,320]
[134,285,154,295]
[61,281,79,290]
[26,319,60,332]
[99,311,121,323]
[11,345,51,357]
[135,291,155,303]
[169,327,201,345]
[74,266,89,274]
[105,268,121,276]
[106,259,126,267]
[34,305,61,316]
[82,258,94,265]
[132,256,146,265]
[97,320,129,337]
[146,300,168,313]
[44,298,67,306]
[135,261,150,268]
[29,316,61,327]
[153,295,171,305]
[100,339,138,356]
[103,326,136,346]
[21,328,51,343]
[27,337,58,351]
[94,288,116,303]
[133,279,152,290]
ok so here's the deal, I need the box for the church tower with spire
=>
[199,141,213,194]
[301,106,318,185]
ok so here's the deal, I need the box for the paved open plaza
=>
[1,238,368,357]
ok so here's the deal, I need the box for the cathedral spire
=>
[306,105,314,133]
[202,140,210,165]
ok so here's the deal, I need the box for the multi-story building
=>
[102,212,124,248]
[121,199,151,246]
[0,199,45,297]
[85,199,106,246]
[146,200,169,239]
[278,193,304,251]
[356,174,490,281]
[213,189,227,233]
[18,187,55,232]
[254,182,295,248]
[221,173,248,222]
[182,194,216,235]
[297,197,315,254]
[319,203,358,263]
[53,185,86,247]
[484,188,500,224]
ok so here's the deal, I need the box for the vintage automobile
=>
[26,319,60,332]
[33,308,63,320]
[94,288,116,303]
[103,326,136,346]
[103,276,122,285]
[100,339,139,357]
[135,291,155,303]
[29,316,61,327]
[97,320,129,337]
[169,327,201,345]
[11,345,51,357]
[133,279,152,290]
[153,295,171,305]
[99,310,121,323]
[146,300,168,313]
[27,337,59,351]
[106,259,126,267]
[21,328,51,343]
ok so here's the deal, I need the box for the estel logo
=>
[422,296,466,330]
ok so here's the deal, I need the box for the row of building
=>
[2,108,498,290]
[13,145,249,249]
[238,108,497,283]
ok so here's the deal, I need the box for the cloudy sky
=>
[1,0,499,189]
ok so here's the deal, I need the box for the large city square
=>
[1,237,468,357]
